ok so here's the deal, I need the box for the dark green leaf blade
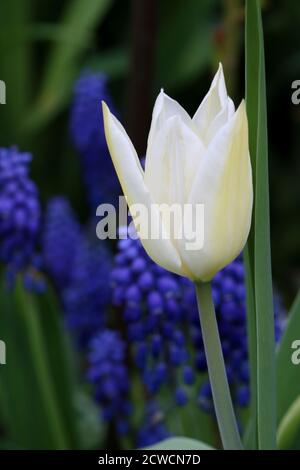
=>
[245,0,276,449]
[0,278,81,449]
[277,291,300,422]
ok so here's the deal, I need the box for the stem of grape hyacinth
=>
[195,282,243,450]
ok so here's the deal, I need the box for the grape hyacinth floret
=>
[70,72,120,211]
[0,147,41,285]
[136,402,170,448]
[86,329,131,435]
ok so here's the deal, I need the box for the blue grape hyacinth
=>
[62,240,112,348]
[0,147,41,286]
[43,196,112,348]
[43,197,82,290]
[70,72,120,211]
[111,233,195,407]
[111,230,284,415]
[86,329,131,435]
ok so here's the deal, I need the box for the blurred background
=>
[0,0,299,450]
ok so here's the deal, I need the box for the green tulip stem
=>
[195,281,243,450]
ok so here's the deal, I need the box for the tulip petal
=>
[148,90,194,138]
[145,115,205,207]
[179,100,253,281]
[102,101,183,275]
[145,91,204,208]
[193,63,235,146]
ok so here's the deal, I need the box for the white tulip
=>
[102,64,253,281]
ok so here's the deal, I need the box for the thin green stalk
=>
[195,282,242,450]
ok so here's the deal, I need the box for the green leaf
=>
[13,282,72,449]
[34,286,81,448]
[277,395,300,450]
[243,247,257,449]
[0,278,56,448]
[144,437,214,451]
[25,0,112,132]
[0,277,81,449]
[245,0,276,449]
[75,391,104,450]
[277,291,300,422]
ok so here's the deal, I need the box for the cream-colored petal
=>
[176,117,206,201]
[193,63,234,146]
[102,101,183,275]
[144,115,173,208]
[145,91,203,206]
[147,90,164,151]
[152,90,193,128]
[147,90,196,155]
[179,100,253,281]
[203,96,235,144]
[145,115,205,207]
